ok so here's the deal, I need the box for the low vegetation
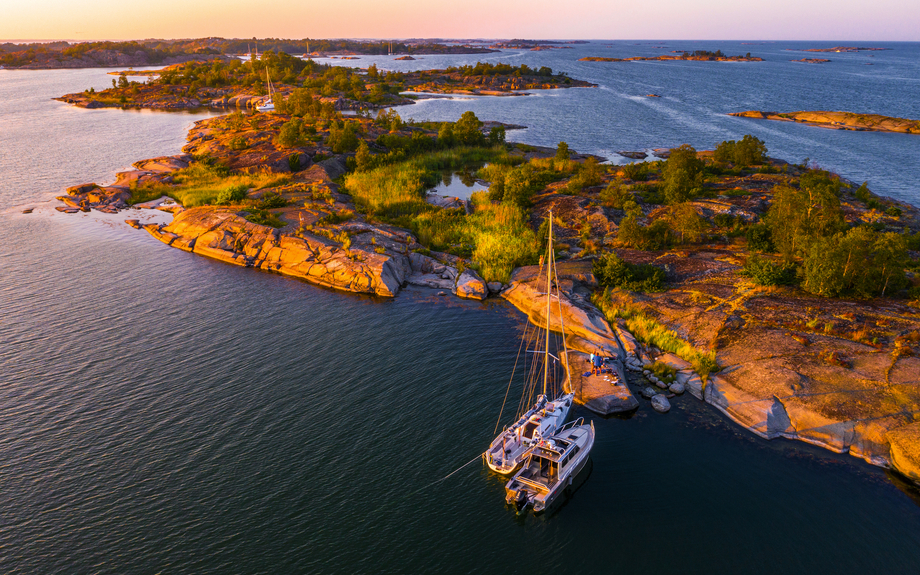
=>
[592,288,719,379]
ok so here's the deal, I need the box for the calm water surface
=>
[1,45,920,574]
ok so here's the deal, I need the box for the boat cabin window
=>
[522,421,539,439]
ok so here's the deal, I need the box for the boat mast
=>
[543,211,553,400]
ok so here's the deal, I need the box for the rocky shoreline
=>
[730,110,920,134]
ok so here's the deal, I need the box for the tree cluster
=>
[713,135,767,167]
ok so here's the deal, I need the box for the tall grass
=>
[592,287,719,380]
[412,194,541,283]
[128,162,292,207]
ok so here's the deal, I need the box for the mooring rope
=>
[359,452,487,520]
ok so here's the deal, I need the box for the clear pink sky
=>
[3,0,918,41]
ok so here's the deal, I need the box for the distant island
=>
[580,50,762,62]
[0,38,496,69]
[788,46,891,53]
[791,58,831,64]
[730,110,920,134]
[488,40,587,50]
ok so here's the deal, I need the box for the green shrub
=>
[277,118,306,148]
[741,256,795,286]
[327,121,359,153]
[886,206,902,217]
[244,209,286,228]
[600,180,632,209]
[216,183,249,205]
[256,191,288,209]
[228,136,248,151]
[617,216,672,250]
[288,153,302,172]
[593,251,665,292]
[622,162,650,181]
[854,181,872,204]
[746,222,774,252]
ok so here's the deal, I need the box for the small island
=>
[580,50,763,62]
[54,55,595,112]
[791,58,831,63]
[731,110,920,134]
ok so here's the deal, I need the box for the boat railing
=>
[558,417,584,432]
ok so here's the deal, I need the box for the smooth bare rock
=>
[487,281,502,294]
[125,219,141,229]
[684,373,706,400]
[669,382,686,395]
[503,262,621,358]
[640,387,658,400]
[133,154,191,172]
[426,194,465,210]
[67,183,99,195]
[563,352,638,414]
[454,269,488,300]
[651,394,671,413]
[887,423,920,482]
[145,206,410,297]
[407,273,454,289]
[658,353,692,371]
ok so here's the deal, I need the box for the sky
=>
[2,0,918,42]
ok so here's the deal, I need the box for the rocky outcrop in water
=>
[730,110,920,134]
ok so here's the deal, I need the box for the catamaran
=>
[484,212,575,474]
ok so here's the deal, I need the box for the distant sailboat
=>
[257,67,275,112]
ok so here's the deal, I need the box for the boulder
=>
[640,386,658,400]
[454,269,488,300]
[669,382,686,395]
[651,394,671,413]
[585,394,639,415]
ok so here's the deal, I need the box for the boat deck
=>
[563,351,638,415]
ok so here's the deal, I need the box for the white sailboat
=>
[484,212,575,474]
[257,67,275,112]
